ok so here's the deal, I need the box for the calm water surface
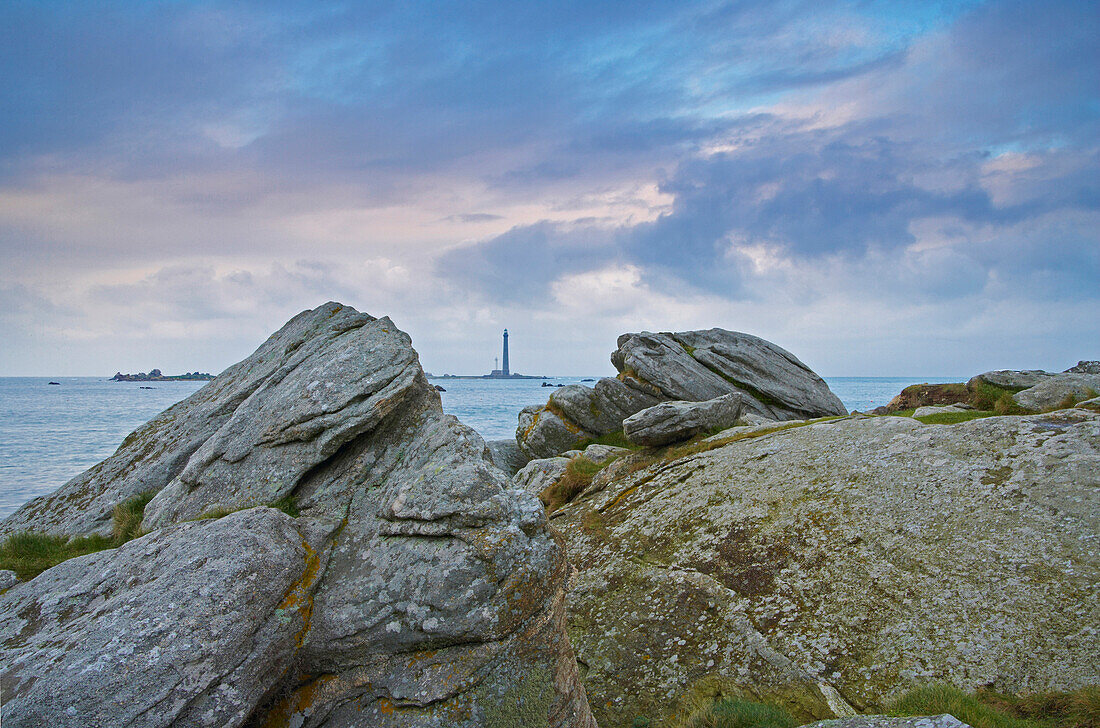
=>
[0,374,961,518]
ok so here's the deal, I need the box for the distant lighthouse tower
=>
[502,329,510,376]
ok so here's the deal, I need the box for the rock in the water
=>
[1065,360,1100,374]
[1012,373,1100,412]
[513,457,572,497]
[517,327,843,458]
[1,303,596,728]
[486,438,531,476]
[623,393,744,446]
[552,410,1100,727]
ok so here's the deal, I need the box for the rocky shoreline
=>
[2,302,1096,728]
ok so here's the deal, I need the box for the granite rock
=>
[552,410,1100,726]
[517,327,843,458]
[513,457,572,498]
[804,718,971,728]
[0,303,596,728]
[1012,373,1100,412]
[486,438,531,476]
[0,569,17,591]
[623,393,744,446]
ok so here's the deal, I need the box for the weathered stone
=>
[516,403,595,459]
[0,569,17,591]
[612,328,845,420]
[513,457,572,498]
[623,393,744,446]
[912,404,974,417]
[580,443,631,464]
[486,438,531,476]
[0,508,329,728]
[1,303,596,728]
[1,302,388,538]
[1012,373,1100,412]
[1065,360,1100,374]
[553,410,1100,726]
[1075,396,1100,412]
[804,717,971,728]
[518,328,842,458]
[967,369,1054,391]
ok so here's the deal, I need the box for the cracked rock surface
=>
[550,411,1100,727]
[0,302,595,728]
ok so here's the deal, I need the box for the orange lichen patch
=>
[602,483,641,511]
[256,674,337,728]
[277,537,322,648]
[377,697,395,715]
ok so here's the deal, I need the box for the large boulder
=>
[0,508,329,727]
[612,329,846,420]
[1011,373,1100,412]
[623,393,744,447]
[550,410,1100,727]
[1,303,596,728]
[517,328,844,458]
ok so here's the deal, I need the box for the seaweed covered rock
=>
[550,410,1100,727]
[0,303,596,728]
[517,328,843,458]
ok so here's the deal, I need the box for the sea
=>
[0,375,962,519]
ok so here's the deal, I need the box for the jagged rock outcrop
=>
[0,303,596,728]
[1065,360,1100,374]
[623,393,743,446]
[548,410,1100,727]
[517,328,844,458]
[883,383,969,413]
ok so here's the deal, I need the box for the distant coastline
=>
[110,369,214,382]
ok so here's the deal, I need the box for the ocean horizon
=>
[0,374,962,519]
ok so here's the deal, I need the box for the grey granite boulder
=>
[613,328,846,420]
[513,457,572,497]
[0,569,17,591]
[0,303,596,728]
[580,443,631,464]
[0,508,329,728]
[517,327,843,458]
[623,393,744,446]
[486,438,531,476]
[1,302,400,538]
[967,369,1054,390]
[552,409,1100,726]
[912,404,974,417]
[517,403,595,459]
[804,718,971,728]
[1012,373,1100,412]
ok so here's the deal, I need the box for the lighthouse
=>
[502,329,510,377]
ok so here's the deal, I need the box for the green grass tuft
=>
[915,410,995,425]
[679,698,796,728]
[0,490,157,581]
[578,430,642,451]
[889,685,1040,728]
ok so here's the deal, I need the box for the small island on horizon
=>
[110,368,215,382]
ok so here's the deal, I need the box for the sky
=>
[1,0,1097,377]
